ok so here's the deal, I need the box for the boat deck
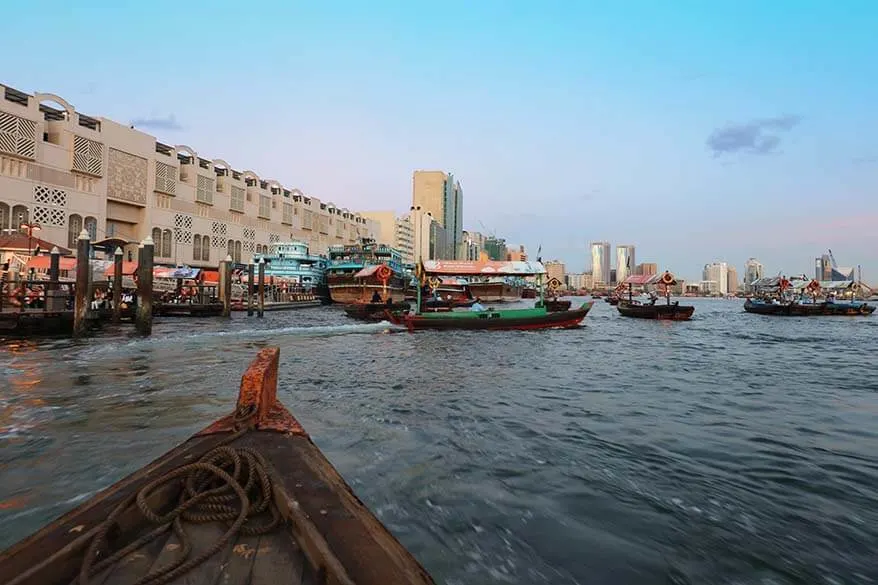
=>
[1,348,434,585]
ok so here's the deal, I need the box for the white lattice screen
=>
[174,213,193,244]
[33,185,67,207]
[0,112,36,159]
[32,206,66,227]
[73,135,103,176]
[211,221,227,248]
[196,175,214,204]
[243,241,255,252]
[268,233,280,243]
[155,161,177,195]
[243,227,255,240]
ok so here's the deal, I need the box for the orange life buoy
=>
[376,265,392,281]
[661,272,674,285]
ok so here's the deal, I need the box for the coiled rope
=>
[76,405,280,585]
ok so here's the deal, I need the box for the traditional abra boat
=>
[617,272,695,321]
[744,278,875,316]
[0,348,434,585]
[386,260,593,331]
[326,238,407,303]
[466,277,523,303]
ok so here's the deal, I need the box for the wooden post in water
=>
[247,263,255,316]
[135,236,155,335]
[220,254,233,317]
[73,230,91,338]
[112,247,123,323]
[257,258,265,318]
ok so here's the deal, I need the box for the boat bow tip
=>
[199,346,307,436]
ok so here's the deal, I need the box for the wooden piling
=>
[257,259,265,318]
[73,230,91,338]
[135,236,155,335]
[112,247,123,323]
[220,255,232,318]
[247,263,255,316]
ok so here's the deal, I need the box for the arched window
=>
[201,236,210,262]
[234,241,242,263]
[162,229,172,258]
[0,202,9,231]
[193,234,202,261]
[228,239,234,258]
[68,214,83,248]
[84,216,97,240]
[152,228,162,254]
[11,205,28,232]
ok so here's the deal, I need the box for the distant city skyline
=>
[4,2,874,280]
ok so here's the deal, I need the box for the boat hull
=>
[617,300,695,320]
[387,301,593,331]
[327,274,407,304]
[744,299,875,316]
[0,348,434,585]
[467,281,522,303]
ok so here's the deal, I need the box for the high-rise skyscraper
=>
[727,266,738,295]
[702,261,729,295]
[590,241,611,285]
[412,170,463,259]
[744,258,764,292]
[615,244,636,284]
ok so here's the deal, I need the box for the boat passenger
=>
[370,290,381,303]
[470,298,486,312]
[385,296,393,306]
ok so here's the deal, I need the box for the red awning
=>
[624,274,658,285]
[26,256,77,271]
[105,262,139,277]
[354,265,381,278]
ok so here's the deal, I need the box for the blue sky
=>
[3,0,877,281]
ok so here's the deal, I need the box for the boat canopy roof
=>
[421,260,546,276]
[624,274,661,285]
[354,265,382,278]
[791,279,857,291]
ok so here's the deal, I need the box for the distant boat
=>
[744,298,875,316]
[616,272,695,321]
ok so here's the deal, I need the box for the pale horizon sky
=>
[3,0,876,282]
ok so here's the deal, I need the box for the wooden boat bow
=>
[0,348,435,585]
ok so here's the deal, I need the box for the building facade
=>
[506,245,527,261]
[744,258,763,292]
[566,272,592,291]
[484,236,507,261]
[411,170,462,260]
[615,244,635,283]
[636,262,657,276]
[360,210,416,265]
[702,261,729,295]
[590,241,611,285]
[544,260,566,284]
[0,84,378,267]
[727,266,738,294]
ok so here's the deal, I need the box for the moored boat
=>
[466,278,523,302]
[254,241,329,301]
[617,272,695,321]
[326,238,407,303]
[0,347,434,585]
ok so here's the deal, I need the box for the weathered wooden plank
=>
[90,526,172,585]
[167,521,234,585]
[248,531,305,585]
[212,534,259,585]
[239,433,434,585]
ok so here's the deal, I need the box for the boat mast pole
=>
[416,258,422,315]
